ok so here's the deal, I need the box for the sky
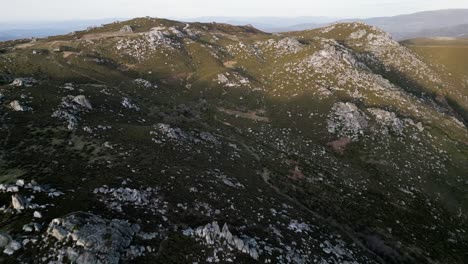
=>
[1,0,468,22]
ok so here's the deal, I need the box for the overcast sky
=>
[2,0,468,22]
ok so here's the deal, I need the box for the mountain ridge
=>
[0,17,467,263]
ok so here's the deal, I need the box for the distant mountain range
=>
[348,9,468,40]
[185,9,468,40]
[0,18,124,41]
[1,9,468,41]
[180,16,336,32]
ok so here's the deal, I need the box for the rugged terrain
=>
[0,18,467,263]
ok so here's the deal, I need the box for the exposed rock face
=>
[120,25,133,33]
[327,102,368,140]
[46,212,139,264]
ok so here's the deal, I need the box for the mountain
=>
[248,9,468,39]
[0,18,125,41]
[2,10,468,41]
[356,9,468,40]
[0,18,467,263]
[181,16,336,32]
[401,24,468,39]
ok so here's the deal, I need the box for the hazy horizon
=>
[2,0,468,23]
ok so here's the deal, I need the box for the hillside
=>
[0,18,467,264]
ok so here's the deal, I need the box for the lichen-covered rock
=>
[46,212,139,264]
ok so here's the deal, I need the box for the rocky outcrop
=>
[120,25,133,33]
[184,221,260,260]
[275,37,303,54]
[327,102,368,140]
[121,98,140,111]
[304,42,363,70]
[46,212,139,264]
[52,95,93,129]
[368,108,405,135]
[93,186,163,214]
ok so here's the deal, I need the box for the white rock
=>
[50,226,68,241]
[9,77,37,87]
[0,232,12,248]
[327,102,368,140]
[11,194,29,210]
[33,211,42,218]
[120,25,133,33]
[15,179,25,187]
[72,95,93,110]
[3,240,21,255]
[6,186,19,192]
[121,98,140,111]
[23,224,33,232]
[9,100,27,111]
